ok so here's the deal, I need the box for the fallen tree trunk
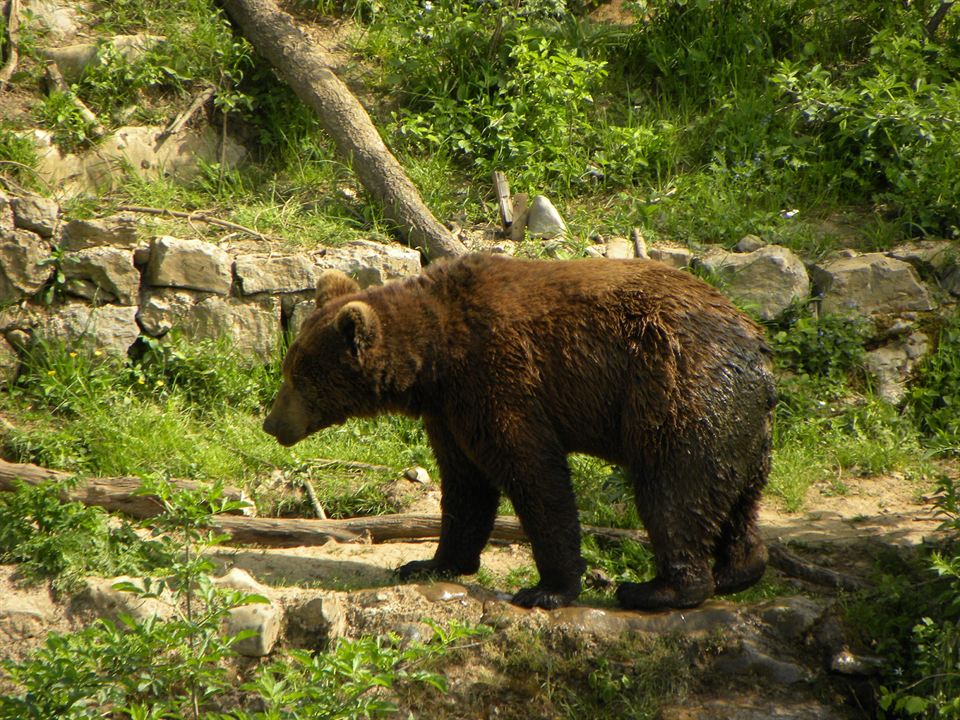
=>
[0,459,254,518]
[219,0,466,260]
[213,512,644,547]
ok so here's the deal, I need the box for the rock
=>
[61,246,140,305]
[735,234,766,253]
[212,568,271,596]
[830,648,884,676]
[393,621,435,645]
[0,189,13,232]
[146,236,232,295]
[584,244,606,258]
[0,596,49,642]
[0,230,54,303]
[226,602,282,657]
[40,34,165,83]
[60,214,139,251]
[38,302,139,356]
[234,253,317,296]
[864,331,930,403]
[0,335,21,383]
[887,240,956,277]
[25,0,84,41]
[695,245,810,320]
[943,266,960,297]
[0,303,45,333]
[286,298,316,337]
[10,195,59,238]
[77,576,174,624]
[758,596,825,642]
[525,195,567,239]
[285,592,347,644]
[712,638,811,685]
[604,236,633,259]
[810,253,934,316]
[189,296,281,362]
[403,466,431,484]
[31,125,247,198]
[648,245,693,269]
[316,240,421,288]
[137,287,212,337]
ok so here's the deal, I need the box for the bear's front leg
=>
[397,419,501,581]
[503,454,585,610]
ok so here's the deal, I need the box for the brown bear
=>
[263,253,776,611]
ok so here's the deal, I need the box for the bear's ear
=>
[335,301,381,363]
[316,270,360,308]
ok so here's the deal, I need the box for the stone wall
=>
[0,190,420,375]
[1,189,957,403]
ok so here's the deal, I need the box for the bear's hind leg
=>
[396,419,500,580]
[618,476,715,611]
[712,484,767,595]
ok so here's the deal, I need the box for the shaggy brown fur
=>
[263,254,776,611]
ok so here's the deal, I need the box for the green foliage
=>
[233,626,473,719]
[0,480,162,590]
[32,91,98,153]
[581,535,655,586]
[908,314,960,454]
[854,473,960,719]
[771,311,868,383]
[0,477,458,719]
[0,126,39,175]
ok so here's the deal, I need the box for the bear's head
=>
[262,270,382,446]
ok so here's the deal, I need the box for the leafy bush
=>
[0,480,162,590]
[908,315,960,454]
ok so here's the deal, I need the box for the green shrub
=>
[0,480,163,590]
[908,315,960,454]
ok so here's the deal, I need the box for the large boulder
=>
[61,246,140,305]
[315,240,421,288]
[40,35,165,83]
[0,336,20,383]
[37,303,140,356]
[31,125,247,197]
[145,236,232,295]
[810,253,934,316]
[695,245,810,320]
[0,230,54,304]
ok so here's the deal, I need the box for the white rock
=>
[525,195,567,240]
[864,331,930,404]
[226,603,282,657]
[604,236,633,259]
[78,576,174,625]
